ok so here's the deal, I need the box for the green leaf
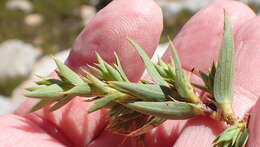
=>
[36,78,72,90]
[192,83,210,93]
[213,123,248,147]
[96,53,108,73]
[53,57,84,85]
[48,96,74,112]
[26,85,47,91]
[157,58,168,69]
[124,101,204,120]
[199,71,210,88]
[95,54,123,81]
[155,64,168,78]
[88,65,103,77]
[213,12,235,105]
[24,84,64,99]
[88,93,124,113]
[154,58,176,81]
[208,62,217,90]
[110,82,169,101]
[215,127,239,144]
[127,38,166,86]
[114,52,129,82]
[36,78,61,85]
[235,128,249,147]
[63,83,91,96]
[82,69,109,93]
[104,62,123,81]
[29,99,55,113]
[169,39,200,104]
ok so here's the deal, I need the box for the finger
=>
[162,0,255,73]
[163,1,255,146]
[173,117,225,147]
[66,0,163,82]
[173,88,254,147]
[234,16,260,99]
[234,16,260,147]
[0,114,69,147]
[88,120,185,147]
[248,97,260,146]
[16,0,163,146]
[16,97,108,146]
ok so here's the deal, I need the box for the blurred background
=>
[0,0,259,114]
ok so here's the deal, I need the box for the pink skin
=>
[238,17,260,147]
[0,0,260,146]
[66,0,163,82]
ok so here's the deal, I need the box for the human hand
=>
[1,0,260,146]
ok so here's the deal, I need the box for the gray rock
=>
[80,5,96,26]
[0,40,41,95]
[5,0,33,13]
[24,13,43,27]
[157,0,214,18]
[0,95,14,115]
[12,50,69,103]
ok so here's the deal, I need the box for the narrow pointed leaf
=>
[169,40,200,103]
[104,62,123,81]
[213,123,247,147]
[235,128,249,147]
[214,12,235,105]
[29,99,55,113]
[63,83,91,96]
[88,65,103,77]
[114,53,129,81]
[88,93,124,113]
[110,82,168,101]
[25,84,64,99]
[192,83,210,93]
[48,96,74,112]
[36,78,72,90]
[53,57,84,85]
[199,71,210,88]
[128,38,166,86]
[155,64,168,78]
[82,69,109,93]
[215,128,239,144]
[157,58,168,69]
[26,85,47,91]
[96,53,108,73]
[208,62,217,90]
[124,101,204,120]
[36,79,53,85]
[155,58,176,81]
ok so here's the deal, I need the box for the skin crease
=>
[0,0,260,147]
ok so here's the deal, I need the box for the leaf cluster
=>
[24,12,249,146]
[213,123,249,147]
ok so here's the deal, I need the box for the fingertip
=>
[162,0,255,72]
[66,0,163,81]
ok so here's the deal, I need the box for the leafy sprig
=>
[25,12,249,146]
